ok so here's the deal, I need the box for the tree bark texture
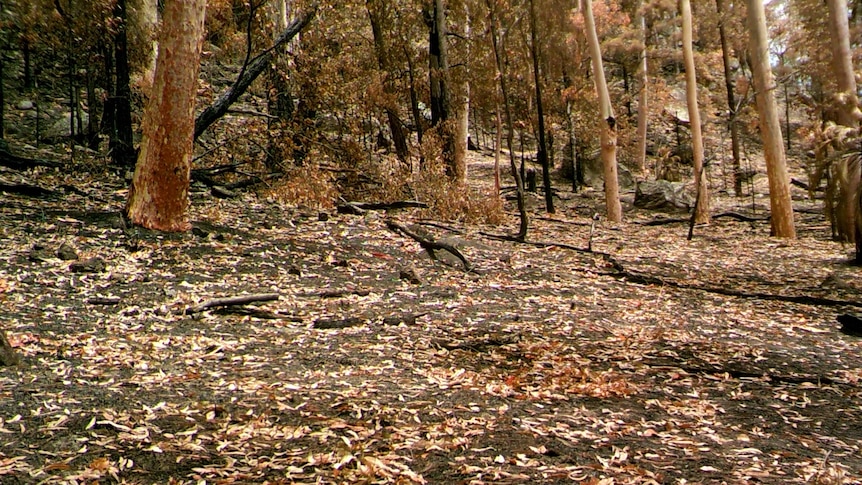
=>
[111,0,136,168]
[747,0,796,238]
[827,0,860,127]
[529,0,554,213]
[680,0,710,224]
[126,0,207,232]
[366,0,410,164]
[826,0,860,246]
[486,0,528,239]
[635,11,648,173]
[716,0,743,197]
[426,0,463,182]
[582,0,621,222]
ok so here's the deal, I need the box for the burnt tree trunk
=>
[528,0,553,213]
[194,8,316,140]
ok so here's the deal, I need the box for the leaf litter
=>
[0,162,861,484]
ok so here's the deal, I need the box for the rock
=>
[16,100,34,110]
[56,242,79,261]
[69,257,106,273]
[44,111,89,144]
[634,180,693,211]
[838,314,862,337]
[0,328,20,367]
[399,265,422,284]
[28,247,53,263]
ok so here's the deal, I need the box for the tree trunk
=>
[826,0,860,247]
[529,0,554,213]
[130,0,159,92]
[426,0,463,181]
[827,0,860,127]
[126,0,207,232]
[635,10,649,173]
[0,50,4,140]
[582,0,622,222]
[716,0,742,196]
[486,0,528,239]
[367,0,410,164]
[494,106,502,195]
[266,0,294,170]
[747,0,796,238]
[112,0,136,168]
[405,48,424,147]
[680,0,710,224]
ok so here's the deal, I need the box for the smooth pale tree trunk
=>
[130,0,158,93]
[747,0,796,238]
[456,5,471,181]
[680,0,710,224]
[494,106,502,195]
[126,0,207,232]
[826,0,861,253]
[635,6,648,173]
[582,0,621,222]
[827,0,859,127]
[529,0,554,213]
[716,0,743,196]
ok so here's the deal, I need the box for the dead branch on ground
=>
[186,293,280,314]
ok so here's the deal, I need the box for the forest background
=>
[0,0,862,483]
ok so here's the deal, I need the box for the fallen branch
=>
[0,182,57,198]
[299,288,371,298]
[486,232,862,310]
[214,307,303,321]
[480,231,591,254]
[339,200,429,212]
[186,293,280,314]
[0,146,64,171]
[638,211,770,226]
[313,317,365,329]
[86,296,122,305]
[386,220,472,271]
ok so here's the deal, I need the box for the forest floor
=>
[1,151,861,485]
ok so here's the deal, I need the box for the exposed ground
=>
[1,153,861,484]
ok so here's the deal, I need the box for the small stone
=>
[16,100,34,110]
[56,242,79,261]
[69,257,106,273]
[28,248,52,263]
[399,265,422,285]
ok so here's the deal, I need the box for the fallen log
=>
[0,146,64,171]
[186,293,280,314]
[386,220,472,271]
[299,288,371,298]
[338,200,429,212]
